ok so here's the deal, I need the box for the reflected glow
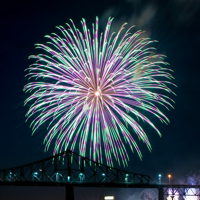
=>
[167,188,179,200]
[184,188,198,200]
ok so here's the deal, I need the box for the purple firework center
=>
[95,91,100,96]
[24,16,176,167]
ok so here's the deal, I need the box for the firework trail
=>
[24,17,175,166]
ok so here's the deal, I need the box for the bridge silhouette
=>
[0,150,200,200]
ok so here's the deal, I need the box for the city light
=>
[125,174,129,182]
[79,173,84,181]
[158,174,162,184]
[67,176,70,181]
[55,172,59,182]
[168,174,171,184]
[104,196,114,200]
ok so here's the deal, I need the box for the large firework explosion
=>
[24,17,175,166]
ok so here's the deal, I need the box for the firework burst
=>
[24,17,175,166]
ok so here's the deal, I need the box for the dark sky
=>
[0,0,200,199]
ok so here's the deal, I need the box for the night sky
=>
[0,0,200,199]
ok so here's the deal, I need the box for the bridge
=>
[0,150,200,200]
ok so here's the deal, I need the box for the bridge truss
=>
[0,150,154,185]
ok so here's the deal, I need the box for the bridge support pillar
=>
[159,187,164,200]
[65,186,74,200]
